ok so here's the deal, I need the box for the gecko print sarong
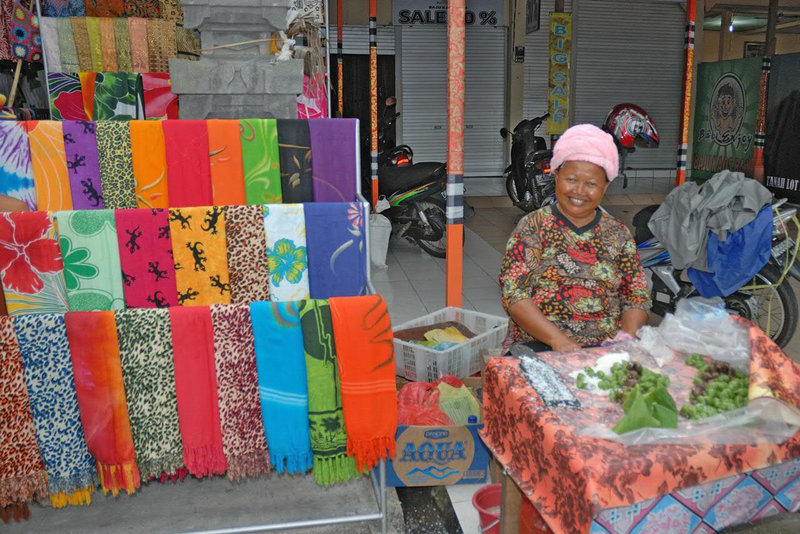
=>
[62,120,104,210]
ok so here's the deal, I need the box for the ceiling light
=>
[729,23,734,32]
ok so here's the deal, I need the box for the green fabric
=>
[239,118,283,204]
[115,308,184,479]
[114,18,133,71]
[86,17,104,72]
[299,300,361,487]
[56,210,125,311]
[56,18,79,72]
[94,72,144,121]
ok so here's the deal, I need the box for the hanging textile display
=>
[129,120,169,208]
[8,0,42,62]
[207,119,246,206]
[299,300,361,487]
[93,72,143,120]
[39,17,61,72]
[276,119,314,203]
[141,73,178,119]
[14,313,95,507]
[305,202,367,299]
[263,204,309,301]
[70,16,92,72]
[223,205,270,303]
[250,301,313,475]
[0,121,36,210]
[308,119,357,202]
[56,17,79,72]
[0,212,69,315]
[62,120,103,209]
[169,306,228,478]
[78,71,96,119]
[163,120,213,207]
[99,17,118,71]
[113,17,131,71]
[297,73,328,119]
[209,304,271,481]
[84,0,125,17]
[328,295,397,472]
[57,210,125,311]
[85,17,103,71]
[115,208,178,308]
[27,121,73,211]
[169,206,232,307]
[0,0,12,61]
[239,118,283,204]
[48,73,89,120]
[65,311,141,496]
[124,0,160,18]
[0,317,49,509]
[116,308,183,479]
[96,120,138,209]
[146,19,176,73]
[158,0,182,21]
[43,0,84,16]
[127,17,149,72]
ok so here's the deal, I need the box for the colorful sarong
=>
[26,121,73,211]
[207,119,246,206]
[0,121,36,210]
[129,120,169,209]
[96,120,137,209]
[240,118,282,204]
[163,120,213,207]
[223,205,270,303]
[308,119,358,202]
[62,120,103,209]
[263,204,309,301]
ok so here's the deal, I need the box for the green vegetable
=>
[576,374,587,389]
[613,385,679,434]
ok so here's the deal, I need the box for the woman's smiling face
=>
[554,160,609,225]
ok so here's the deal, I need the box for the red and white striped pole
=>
[369,0,379,207]
[446,0,465,308]
[675,0,696,186]
[752,56,770,183]
[337,0,343,117]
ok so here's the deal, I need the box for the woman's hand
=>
[551,337,581,352]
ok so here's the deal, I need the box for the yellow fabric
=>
[424,326,469,344]
[49,486,93,508]
[85,17,104,72]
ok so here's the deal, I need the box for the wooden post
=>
[765,0,779,56]
[337,0,343,117]
[369,0,378,207]
[675,0,696,186]
[719,9,732,60]
[555,0,564,12]
[499,471,523,534]
[446,0,465,308]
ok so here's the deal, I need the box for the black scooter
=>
[362,98,450,258]
[500,113,554,213]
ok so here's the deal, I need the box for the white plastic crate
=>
[393,307,509,382]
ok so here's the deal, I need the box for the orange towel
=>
[65,311,141,496]
[328,295,397,472]
[130,121,169,208]
[207,120,246,206]
[25,121,73,212]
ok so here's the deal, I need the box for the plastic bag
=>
[397,382,453,426]
[637,297,750,373]
[577,396,800,446]
[437,383,482,425]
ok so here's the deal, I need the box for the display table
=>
[481,322,800,533]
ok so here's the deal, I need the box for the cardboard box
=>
[385,376,489,486]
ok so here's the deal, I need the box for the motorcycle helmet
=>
[603,104,660,149]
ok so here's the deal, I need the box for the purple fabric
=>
[308,119,357,202]
[62,121,104,210]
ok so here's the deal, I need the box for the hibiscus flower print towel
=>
[0,212,69,315]
[263,204,309,301]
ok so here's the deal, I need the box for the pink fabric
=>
[551,124,619,181]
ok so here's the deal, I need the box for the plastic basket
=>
[393,307,508,382]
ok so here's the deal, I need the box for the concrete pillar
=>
[719,9,731,60]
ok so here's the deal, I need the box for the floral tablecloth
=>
[481,321,800,533]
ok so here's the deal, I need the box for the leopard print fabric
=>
[223,205,270,304]
[210,304,270,481]
[13,314,96,504]
[96,121,138,209]
[0,317,48,507]
[116,308,183,479]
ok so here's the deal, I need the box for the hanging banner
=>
[765,52,800,203]
[547,12,571,135]
[394,0,503,27]
[691,57,761,180]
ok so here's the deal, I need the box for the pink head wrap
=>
[551,124,619,181]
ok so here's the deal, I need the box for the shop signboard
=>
[393,0,504,28]
[547,12,571,135]
[691,57,761,180]
[765,52,800,203]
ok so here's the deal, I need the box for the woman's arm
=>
[508,299,580,351]
[621,307,648,337]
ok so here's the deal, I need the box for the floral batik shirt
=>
[499,204,651,348]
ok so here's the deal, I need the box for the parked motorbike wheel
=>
[414,198,448,258]
[722,263,799,348]
[504,167,537,213]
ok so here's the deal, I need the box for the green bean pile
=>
[577,362,670,403]
[679,354,749,420]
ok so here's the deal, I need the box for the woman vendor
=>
[499,124,651,353]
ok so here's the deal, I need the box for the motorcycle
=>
[361,97,450,258]
[500,112,554,213]
[633,200,800,348]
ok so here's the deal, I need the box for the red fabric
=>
[141,73,178,119]
[65,311,141,496]
[114,208,178,308]
[163,120,213,208]
[168,306,227,478]
[0,212,64,295]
